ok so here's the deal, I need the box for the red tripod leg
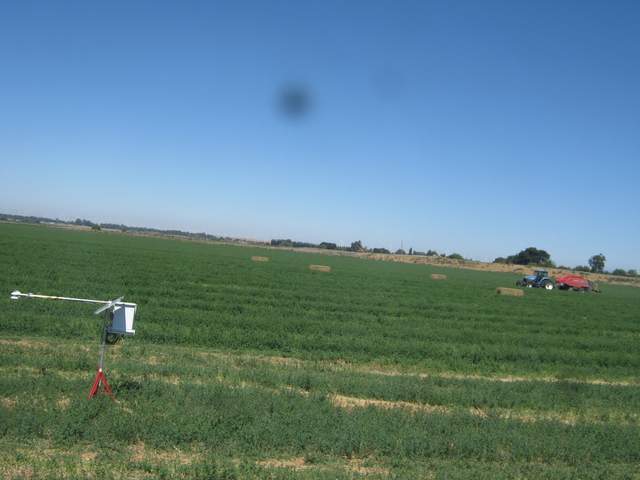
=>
[88,369,102,399]
[88,368,115,400]
[100,371,114,398]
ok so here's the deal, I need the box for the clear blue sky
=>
[1,1,639,270]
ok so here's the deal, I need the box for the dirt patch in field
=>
[431,273,447,280]
[146,355,162,366]
[80,451,97,462]
[496,287,524,296]
[164,374,182,385]
[130,442,148,462]
[56,396,71,410]
[510,410,577,425]
[432,371,638,388]
[1,397,17,409]
[2,465,35,480]
[329,394,570,424]
[309,264,331,272]
[251,256,269,262]
[347,459,390,476]
[261,355,304,367]
[159,374,180,385]
[0,338,52,349]
[257,457,309,470]
[256,456,390,475]
[283,385,310,396]
[330,394,451,415]
[329,394,611,426]
[130,441,200,465]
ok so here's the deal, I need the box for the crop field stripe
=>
[2,336,639,429]
[3,336,640,387]
[4,365,632,428]
[2,370,640,467]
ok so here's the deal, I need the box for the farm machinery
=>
[556,274,599,292]
[515,271,599,293]
[516,270,554,290]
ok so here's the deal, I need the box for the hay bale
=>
[431,273,447,280]
[251,256,269,262]
[496,287,524,297]
[309,264,331,273]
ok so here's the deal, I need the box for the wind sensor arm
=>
[10,290,113,306]
[10,290,136,336]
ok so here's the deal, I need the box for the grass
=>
[0,223,639,479]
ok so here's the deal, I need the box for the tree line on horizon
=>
[271,239,638,277]
[0,213,238,243]
[270,238,466,261]
[494,247,637,277]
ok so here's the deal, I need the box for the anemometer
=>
[10,290,137,399]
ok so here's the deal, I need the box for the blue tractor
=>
[516,269,554,290]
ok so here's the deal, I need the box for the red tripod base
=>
[88,368,115,399]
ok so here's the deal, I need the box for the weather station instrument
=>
[10,290,137,399]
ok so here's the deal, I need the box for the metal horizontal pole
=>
[11,292,135,307]
[13,292,108,304]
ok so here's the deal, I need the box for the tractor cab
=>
[534,270,548,280]
[522,270,548,282]
[516,270,554,290]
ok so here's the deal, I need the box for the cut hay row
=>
[431,273,447,280]
[251,256,269,262]
[193,348,640,388]
[256,456,389,475]
[328,394,586,426]
[2,362,631,427]
[4,337,638,388]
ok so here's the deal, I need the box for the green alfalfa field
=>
[0,223,639,479]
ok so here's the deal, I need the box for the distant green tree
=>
[447,253,464,260]
[493,257,508,264]
[628,269,638,277]
[395,249,407,255]
[372,248,390,254]
[574,265,591,273]
[589,254,606,273]
[349,240,365,252]
[426,250,439,257]
[506,247,552,266]
[408,248,413,255]
[612,268,627,276]
[319,242,337,250]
